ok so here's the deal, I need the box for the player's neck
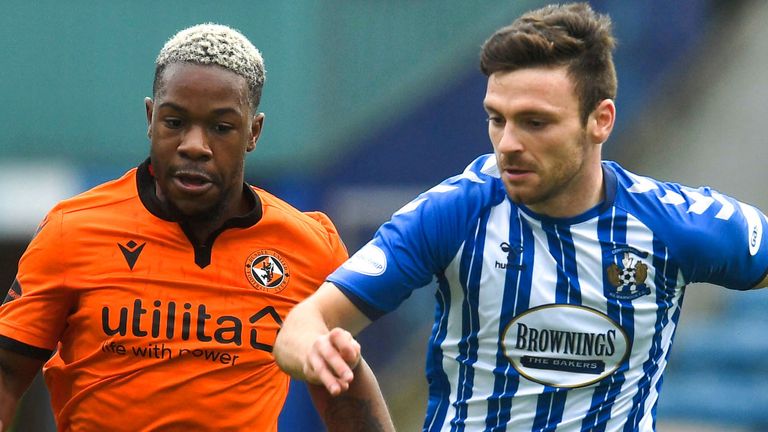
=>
[182,185,252,245]
[528,162,605,219]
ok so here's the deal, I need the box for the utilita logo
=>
[101,299,282,352]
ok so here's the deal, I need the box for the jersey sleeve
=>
[622,175,768,290]
[304,211,349,276]
[675,190,768,289]
[328,155,501,320]
[0,207,75,356]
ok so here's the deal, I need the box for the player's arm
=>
[275,281,371,395]
[306,359,394,432]
[0,347,45,430]
[275,282,393,431]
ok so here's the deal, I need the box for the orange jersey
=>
[0,161,347,431]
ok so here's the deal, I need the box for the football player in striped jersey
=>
[275,3,768,431]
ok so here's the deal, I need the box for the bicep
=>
[0,347,45,424]
[0,348,44,394]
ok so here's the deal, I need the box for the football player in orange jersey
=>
[0,23,393,431]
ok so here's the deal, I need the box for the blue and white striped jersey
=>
[328,154,768,432]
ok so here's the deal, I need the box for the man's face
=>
[484,66,609,217]
[145,63,263,222]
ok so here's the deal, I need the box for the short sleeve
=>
[304,211,349,276]
[328,155,503,320]
[679,197,768,289]
[0,207,75,353]
[617,170,768,290]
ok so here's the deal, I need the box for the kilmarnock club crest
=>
[245,250,290,292]
[605,246,650,300]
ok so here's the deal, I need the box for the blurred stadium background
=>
[2,0,768,430]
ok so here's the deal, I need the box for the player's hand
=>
[304,327,361,396]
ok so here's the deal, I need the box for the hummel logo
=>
[496,242,525,270]
[500,242,523,256]
[118,240,146,270]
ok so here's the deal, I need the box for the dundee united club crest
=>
[606,247,651,300]
[245,250,290,292]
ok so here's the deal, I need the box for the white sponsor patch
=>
[503,304,629,388]
[341,242,387,276]
[739,203,762,256]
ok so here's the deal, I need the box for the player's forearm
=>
[274,300,330,380]
[308,359,395,432]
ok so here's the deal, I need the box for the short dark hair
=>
[480,3,617,124]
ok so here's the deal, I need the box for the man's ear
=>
[145,97,154,138]
[248,113,265,152]
[588,99,615,144]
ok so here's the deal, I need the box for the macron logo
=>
[118,240,146,270]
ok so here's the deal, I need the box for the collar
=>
[135,158,263,229]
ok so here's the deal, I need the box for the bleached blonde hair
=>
[153,23,266,111]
